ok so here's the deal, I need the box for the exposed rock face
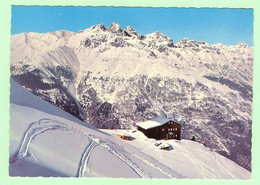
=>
[107,22,124,36]
[124,25,141,37]
[10,23,253,171]
[175,37,198,47]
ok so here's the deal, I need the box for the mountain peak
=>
[181,37,197,43]
[124,25,141,37]
[237,41,249,48]
[125,25,135,30]
[183,37,190,40]
[89,24,106,32]
[107,22,123,34]
[146,31,173,42]
[197,41,209,45]
[176,37,198,47]
[153,31,166,37]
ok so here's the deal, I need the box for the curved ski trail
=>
[10,118,72,164]
[78,135,151,178]
[11,118,171,178]
[100,142,151,178]
[77,139,98,177]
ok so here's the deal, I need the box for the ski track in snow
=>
[124,148,183,179]
[174,142,221,179]
[77,139,98,177]
[99,142,151,178]
[214,152,237,179]
[9,118,72,164]
[9,117,246,179]
[10,118,152,178]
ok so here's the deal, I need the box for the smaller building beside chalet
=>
[116,133,133,141]
[136,116,181,140]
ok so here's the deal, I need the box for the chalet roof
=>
[136,116,181,130]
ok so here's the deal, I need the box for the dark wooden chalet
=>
[137,116,181,140]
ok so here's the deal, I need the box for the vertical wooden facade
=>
[138,120,181,140]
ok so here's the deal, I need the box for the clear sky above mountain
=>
[11,6,253,46]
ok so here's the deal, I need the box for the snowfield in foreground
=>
[9,79,250,179]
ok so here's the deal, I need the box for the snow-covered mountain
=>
[10,23,253,171]
[9,79,250,178]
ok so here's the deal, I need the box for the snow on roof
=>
[136,120,163,130]
[151,116,171,124]
[116,131,131,137]
[136,116,181,130]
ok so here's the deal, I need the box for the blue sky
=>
[11,6,253,46]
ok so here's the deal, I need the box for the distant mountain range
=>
[10,22,253,171]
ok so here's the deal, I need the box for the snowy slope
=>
[9,79,183,178]
[102,129,250,179]
[9,79,250,179]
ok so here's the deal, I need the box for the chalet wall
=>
[138,120,181,140]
